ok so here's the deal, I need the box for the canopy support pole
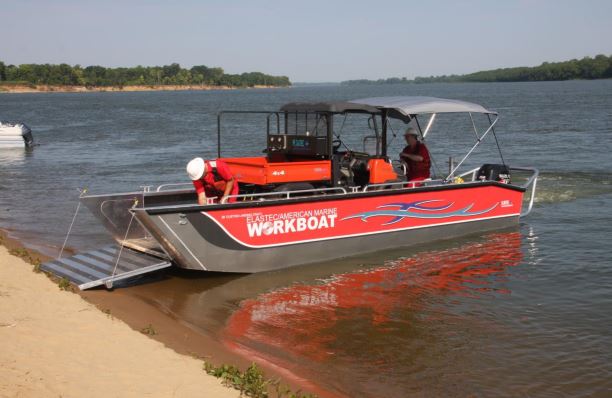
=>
[381,110,388,157]
[422,113,436,138]
[488,113,506,166]
[446,114,499,181]
[469,113,481,141]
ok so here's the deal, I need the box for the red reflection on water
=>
[222,232,523,395]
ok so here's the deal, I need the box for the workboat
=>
[0,121,34,148]
[42,96,538,289]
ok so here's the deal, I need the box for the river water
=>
[1,81,611,397]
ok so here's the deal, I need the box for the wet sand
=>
[0,235,237,398]
[79,270,327,396]
[79,277,256,372]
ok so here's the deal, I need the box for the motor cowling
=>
[21,123,34,147]
[477,164,511,184]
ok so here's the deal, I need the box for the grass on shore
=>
[8,246,42,273]
[140,324,158,335]
[204,361,317,398]
[1,234,75,291]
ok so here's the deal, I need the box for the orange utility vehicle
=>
[218,101,402,194]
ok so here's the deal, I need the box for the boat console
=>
[267,134,328,160]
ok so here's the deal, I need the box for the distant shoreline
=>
[0,83,286,94]
[341,54,612,85]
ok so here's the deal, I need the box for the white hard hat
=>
[404,127,419,137]
[186,157,206,180]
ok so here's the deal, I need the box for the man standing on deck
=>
[400,127,431,181]
[186,157,239,204]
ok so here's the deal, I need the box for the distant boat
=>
[0,121,34,148]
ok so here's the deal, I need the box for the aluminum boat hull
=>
[132,182,525,272]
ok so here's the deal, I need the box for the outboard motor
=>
[477,164,511,184]
[20,123,34,148]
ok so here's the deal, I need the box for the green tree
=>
[5,64,18,81]
[162,63,181,82]
[0,59,292,88]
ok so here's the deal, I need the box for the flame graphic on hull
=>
[342,200,499,225]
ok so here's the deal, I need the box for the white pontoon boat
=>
[0,121,34,148]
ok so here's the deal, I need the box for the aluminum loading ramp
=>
[41,245,172,290]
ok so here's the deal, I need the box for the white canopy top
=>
[350,96,496,116]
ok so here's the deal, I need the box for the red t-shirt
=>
[401,142,431,181]
[192,160,239,203]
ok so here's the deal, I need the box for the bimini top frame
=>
[349,96,496,118]
[349,96,502,181]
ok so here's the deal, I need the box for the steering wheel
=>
[332,139,343,153]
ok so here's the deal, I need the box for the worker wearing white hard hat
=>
[400,127,431,181]
[186,157,239,204]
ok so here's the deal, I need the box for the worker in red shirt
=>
[186,157,239,204]
[400,127,431,182]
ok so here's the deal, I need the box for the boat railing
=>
[154,178,447,202]
[362,179,445,192]
[155,183,195,192]
[222,187,347,204]
[456,166,539,217]
[149,166,538,215]
[509,166,539,217]
[457,167,482,182]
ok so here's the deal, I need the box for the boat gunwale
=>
[140,180,526,216]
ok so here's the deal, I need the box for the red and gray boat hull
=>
[134,182,524,273]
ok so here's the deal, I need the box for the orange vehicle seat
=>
[368,158,399,184]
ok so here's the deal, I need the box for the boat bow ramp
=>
[41,245,171,290]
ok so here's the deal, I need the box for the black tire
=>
[272,182,315,192]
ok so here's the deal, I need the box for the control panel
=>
[267,134,328,158]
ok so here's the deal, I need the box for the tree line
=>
[342,54,612,85]
[0,61,291,88]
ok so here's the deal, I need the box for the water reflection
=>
[111,230,528,397]
[219,231,524,397]
[0,147,29,165]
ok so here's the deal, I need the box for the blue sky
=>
[2,0,611,82]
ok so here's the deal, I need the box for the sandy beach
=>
[0,243,237,398]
